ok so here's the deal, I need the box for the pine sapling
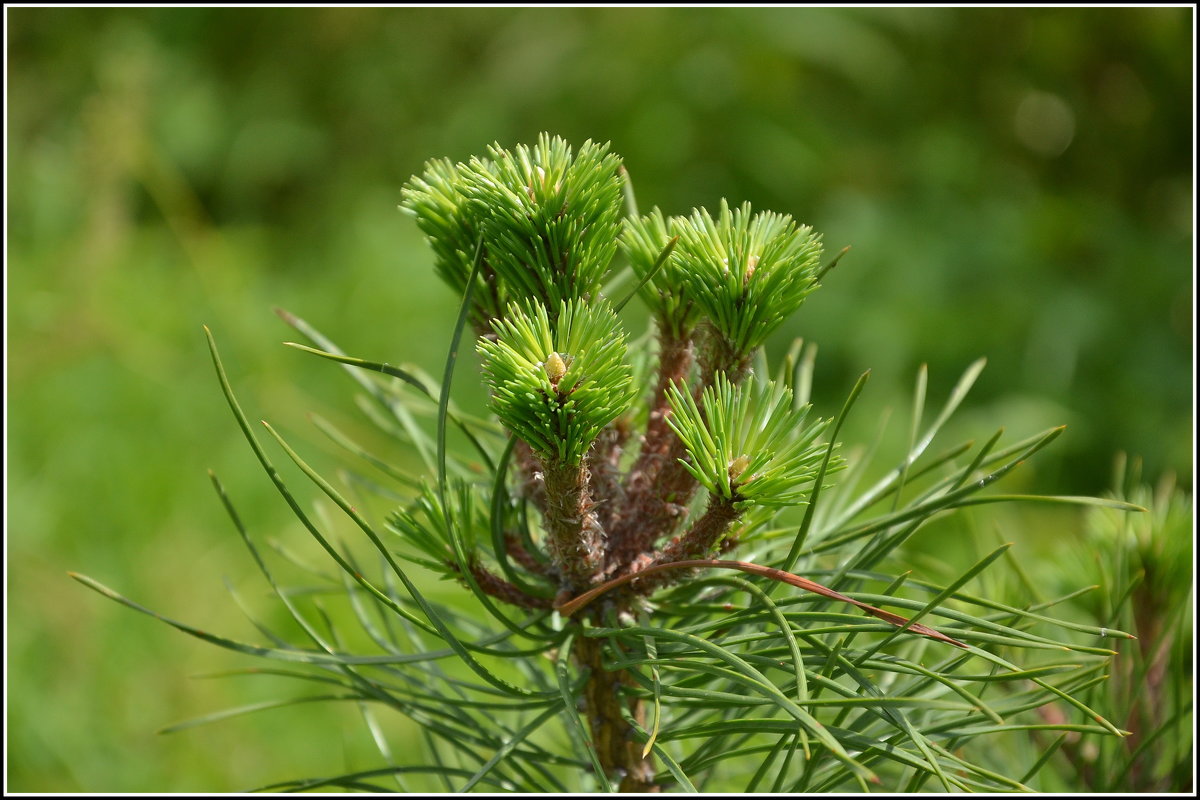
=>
[73,133,1145,794]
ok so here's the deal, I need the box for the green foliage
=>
[388,479,486,575]
[619,199,824,373]
[477,298,634,466]
[995,459,1193,793]
[665,374,836,509]
[674,200,823,372]
[464,135,624,311]
[402,134,624,328]
[78,322,1148,792]
[1083,461,1193,618]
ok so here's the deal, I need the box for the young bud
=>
[729,454,751,482]
[544,351,568,383]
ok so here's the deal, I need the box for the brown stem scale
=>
[590,423,630,539]
[609,333,697,568]
[539,457,605,591]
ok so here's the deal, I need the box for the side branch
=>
[656,496,741,564]
[503,531,549,575]
[617,497,741,594]
[631,332,694,488]
[451,562,554,610]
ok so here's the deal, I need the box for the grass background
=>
[6,7,1192,792]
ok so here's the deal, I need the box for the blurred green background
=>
[6,7,1192,792]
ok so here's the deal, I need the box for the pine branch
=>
[609,330,699,566]
[88,133,1144,796]
[618,496,743,596]
[539,456,605,590]
[503,530,549,576]
[456,561,554,610]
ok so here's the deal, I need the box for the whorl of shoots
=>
[460,134,624,313]
[674,199,823,358]
[478,299,635,466]
[665,374,838,509]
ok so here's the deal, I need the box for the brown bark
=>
[609,334,697,567]
[590,423,630,538]
[466,562,554,609]
[503,531,548,575]
[657,497,741,563]
[623,498,742,596]
[631,334,695,491]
